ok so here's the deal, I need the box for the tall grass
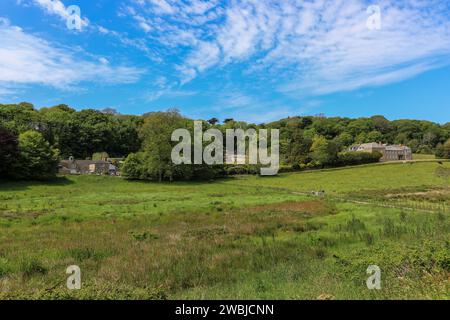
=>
[0,162,449,299]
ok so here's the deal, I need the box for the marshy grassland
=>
[0,161,449,299]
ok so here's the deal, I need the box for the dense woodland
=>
[1,102,449,181]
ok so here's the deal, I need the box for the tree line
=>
[1,102,449,181]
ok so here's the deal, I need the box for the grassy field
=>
[413,154,436,160]
[0,161,449,299]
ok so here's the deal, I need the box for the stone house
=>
[59,157,118,175]
[349,142,412,161]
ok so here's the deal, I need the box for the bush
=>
[192,164,224,180]
[336,151,382,166]
[121,152,146,179]
[435,144,444,158]
[122,152,225,181]
[278,165,295,173]
[130,231,159,242]
[225,165,258,175]
[435,139,450,159]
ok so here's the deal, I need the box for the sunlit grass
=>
[0,161,449,299]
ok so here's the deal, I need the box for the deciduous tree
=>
[0,126,19,178]
[16,130,59,180]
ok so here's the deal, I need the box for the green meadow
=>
[0,161,449,299]
[412,154,436,160]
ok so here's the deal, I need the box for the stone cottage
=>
[59,157,118,175]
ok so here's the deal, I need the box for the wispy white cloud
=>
[143,75,197,101]
[145,89,197,102]
[94,24,155,59]
[126,0,450,96]
[198,88,304,124]
[7,0,450,117]
[18,0,157,59]
[0,20,144,92]
[0,86,18,101]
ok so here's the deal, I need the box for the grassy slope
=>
[229,161,449,194]
[0,161,449,299]
[413,154,436,160]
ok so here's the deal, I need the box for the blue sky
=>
[1,0,449,123]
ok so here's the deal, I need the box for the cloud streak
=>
[0,19,143,93]
[127,0,450,96]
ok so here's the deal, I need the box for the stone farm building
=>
[349,142,412,161]
[59,157,118,175]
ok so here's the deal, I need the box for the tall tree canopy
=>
[0,126,19,178]
[16,130,59,180]
[1,103,142,159]
[1,102,449,181]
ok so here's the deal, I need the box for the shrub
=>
[122,152,225,181]
[337,151,382,166]
[435,139,450,159]
[130,231,159,242]
[121,152,146,180]
[435,144,444,158]
[225,165,259,175]
[278,165,295,173]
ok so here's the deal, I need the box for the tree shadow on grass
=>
[0,176,74,192]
